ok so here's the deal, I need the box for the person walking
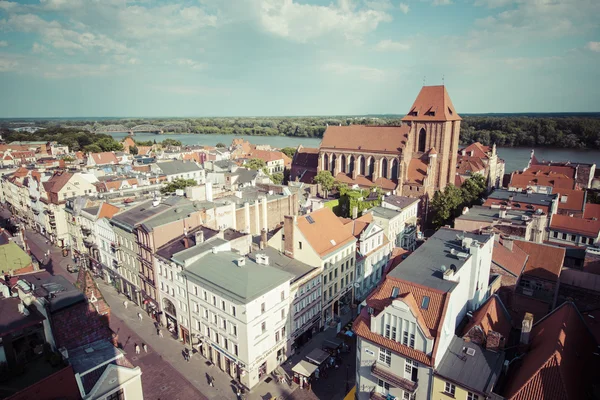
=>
[137,312,143,321]
[159,329,164,338]
[135,343,140,355]
[209,376,214,387]
[123,300,128,309]
[142,343,148,353]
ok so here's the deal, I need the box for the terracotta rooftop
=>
[90,152,118,165]
[333,172,398,191]
[97,203,121,220]
[527,164,576,179]
[550,214,600,237]
[584,203,600,220]
[353,276,450,366]
[341,213,374,237]
[456,156,486,175]
[503,302,599,400]
[320,125,410,154]
[292,147,319,168]
[462,294,512,339]
[248,149,289,163]
[492,240,528,277]
[405,158,428,185]
[402,85,461,122]
[514,241,565,282]
[296,208,356,257]
[555,188,586,212]
[460,142,490,159]
[509,170,576,191]
[43,171,73,194]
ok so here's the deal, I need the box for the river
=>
[107,132,600,174]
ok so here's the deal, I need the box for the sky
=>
[0,0,599,117]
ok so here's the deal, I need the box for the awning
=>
[211,343,236,363]
[305,348,329,366]
[292,360,318,377]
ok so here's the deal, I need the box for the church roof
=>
[402,85,461,122]
[320,125,410,154]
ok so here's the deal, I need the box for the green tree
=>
[314,170,335,198]
[62,155,75,162]
[430,184,463,228]
[135,140,153,146]
[216,142,227,148]
[246,158,266,170]
[334,181,350,196]
[161,138,182,147]
[84,144,102,153]
[129,145,139,155]
[96,137,123,152]
[270,172,284,184]
[281,147,296,158]
[160,178,198,194]
[461,173,486,204]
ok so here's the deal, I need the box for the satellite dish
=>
[440,265,447,272]
[354,283,361,288]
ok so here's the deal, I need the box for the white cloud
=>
[365,0,394,11]
[42,64,113,79]
[586,41,600,52]
[2,14,128,55]
[322,62,386,82]
[32,42,51,54]
[0,41,8,47]
[153,85,232,96]
[257,0,392,43]
[0,59,19,72]
[174,58,206,70]
[375,39,410,51]
[432,0,452,5]
[399,3,410,14]
[503,56,562,70]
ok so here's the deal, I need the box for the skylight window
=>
[391,287,399,299]
[306,215,315,224]
[421,296,430,310]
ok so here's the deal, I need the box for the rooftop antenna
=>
[442,74,445,85]
[423,76,426,86]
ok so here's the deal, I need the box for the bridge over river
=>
[92,124,189,134]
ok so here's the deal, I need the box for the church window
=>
[323,154,329,171]
[340,155,346,173]
[348,155,354,175]
[418,128,427,153]
[359,156,366,176]
[330,154,337,173]
[381,158,388,179]
[367,157,375,178]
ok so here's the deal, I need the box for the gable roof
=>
[292,147,319,168]
[492,240,528,277]
[584,203,600,220]
[157,160,202,175]
[514,241,565,282]
[97,203,121,220]
[503,302,599,400]
[406,157,428,185]
[527,164,576,179]
[462,294,512,339]
[402,85,461,122]
[341,213,374,237]
[42,171,73,194]
[510,170,576,191]
[353,276,449,366]
[296,208,356,257]
[461,142,491,159]
[90,152,118,165]
[320,125,410,154]
[555,188,586,212]
[550,214,600,237]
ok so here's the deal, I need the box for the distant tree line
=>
[1,127,123,153]
[2,115,600,149]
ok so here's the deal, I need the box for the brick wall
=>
[51,301,115,350]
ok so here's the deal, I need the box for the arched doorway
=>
[418,128,427,153]
[323,154,329,172]
[330,154,337,174]
[359,156,365,176]
[163,298,178,338]
[391,159,399,180]
[340,155,346,173]
[367,157,375,178]
[381,158,388,179]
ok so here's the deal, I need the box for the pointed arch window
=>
[418,128,427,153]
[381,158,388,179]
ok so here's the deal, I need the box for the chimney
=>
[352,206,358,220]
[283,215,295,257]
[195,230,204,245]
[260,228,268,250]
[503,239,513,251]
[256,254,269,265]
[462,206,469,215]
[499,208,507,218]
[236,257,246,267]
[486,330,503,352]
[520,312,534,346]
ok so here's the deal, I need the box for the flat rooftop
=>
[436,336,504,394]
[21,271,85,313]
[487,189,557,207]
[369,206,401,220]
[185,251,294,303]
[388,228,491,292]
[156,226,221,260]
[249,247,317,284]
[170,237,229,265]
[68,339,125,374]
[456,205,532,224]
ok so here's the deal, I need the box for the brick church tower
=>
[401,85,462,192]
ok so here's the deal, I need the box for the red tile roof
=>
[462,294,512,339]
[460,142,490,159]
[384,247,411,276]
[97,203,121,220]
[4,365,81,400]
[293,147,319,167]
[514,241,565,282]
[320,125,410,154]
[527,164,576,179]
[296,208,356,257]
[248,149,289,164]
[509,170,576,191]
[554,188,585,212]
[353,275,450,366]
[550,214,600,237]
[584,203,600,220]
[333,173,398,191]
[406,158,427,185]
[401,85,461,122]
[492,240,528,277]
[456,156,486,175]
[341,213,374,237]
[504,302,599,400]
[90,152,118,165]
[51,301,114,350]
[482,198,550,215]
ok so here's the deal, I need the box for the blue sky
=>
[0,0,599,117]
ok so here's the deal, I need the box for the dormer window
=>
[421,296,430,310]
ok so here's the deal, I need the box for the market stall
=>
[291,360,318,389]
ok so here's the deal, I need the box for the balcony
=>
[370,390,388,400]
[81,226,92,236]
[111,242,120,249]
[113,259,122,268]
[33,209,40,215]
[371,363,418,393]
[49,220,56,226]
